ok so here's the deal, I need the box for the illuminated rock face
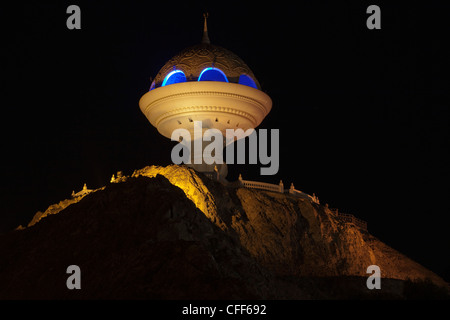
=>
[28,184,101,227]
[9,165,447,299]
[139,21,272,177]
[132,165,226,229]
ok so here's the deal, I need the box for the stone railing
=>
[288,183,320,204]
[238,174,284,193]
[330,208,368,231]
[232,173,366,231]
[236,175,320,204]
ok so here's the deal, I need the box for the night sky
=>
[2,1,449,281]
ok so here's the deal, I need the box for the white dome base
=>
[139,81,272,140]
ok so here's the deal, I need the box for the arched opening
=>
[149,80,156,91]
[238,74,257,89]
[162,70,187,86]
[198,67,228,82]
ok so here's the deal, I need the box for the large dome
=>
[150,43,261,90]
[139,15,272,178]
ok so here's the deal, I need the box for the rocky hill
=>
[0,165,448,299]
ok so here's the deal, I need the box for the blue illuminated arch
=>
[198,67,228,82]
[149,80,156,91]
[238,74,257,89]
[162,70,187,86]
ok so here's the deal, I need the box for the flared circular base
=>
[139,81,272,139]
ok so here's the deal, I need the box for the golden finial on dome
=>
[202,12,210,44]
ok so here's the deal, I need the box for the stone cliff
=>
[0,165,448,299]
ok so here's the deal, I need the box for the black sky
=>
[2,1,449,281]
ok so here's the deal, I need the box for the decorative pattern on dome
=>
[153,44,260,89]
